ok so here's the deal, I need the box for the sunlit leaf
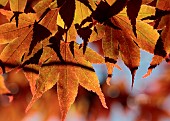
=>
[26,41,107,120]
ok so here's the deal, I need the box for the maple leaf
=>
[0,4,58,66]
[0,12,36,69]
[113,17,140,88]
[0,4,59,95]
[23,8,59,94]
[101,5,159,85]
[26,41,107,120]
[102,13,158,86]
[142,6,170,77]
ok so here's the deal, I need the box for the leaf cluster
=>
[0,0,170,120]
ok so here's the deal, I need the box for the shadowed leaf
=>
[117,28,139,87]
[75,23,92,54]
[37,7,51,23]
[28,22,51,55]
[57,0,66,7]
[91,1,110,23]
[144,13,170,77]
[22,48,43,67]
[40,9,59,33]
[24,1,36,13]
[154,31,167,57]
[48,26,65,62]
[92,0,127,23]
[127,0,142,37]
[59,0,75,30]
[10,12,23,27]
[0,60,5,74]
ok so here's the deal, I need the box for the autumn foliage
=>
[0,0,170,121]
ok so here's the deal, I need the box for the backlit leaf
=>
[143,14,170,77]
[26,41,107,120]
[26,71,59,112]
[143,55,164,78]
[92,0,127,23]
[102,14,158,86]
[102,26,119,84]
[112,17,140,87]
[116,15,159,53]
